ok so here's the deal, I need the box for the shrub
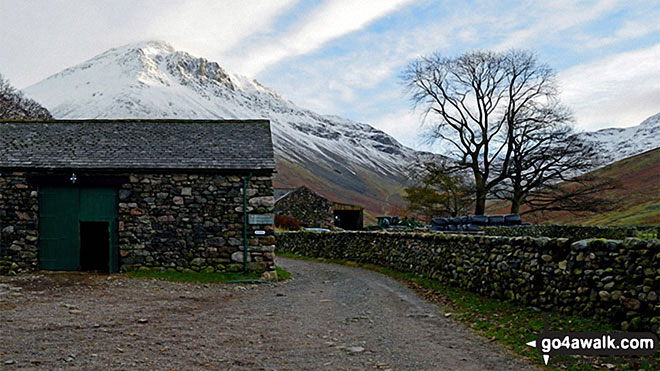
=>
[275,215,302,230]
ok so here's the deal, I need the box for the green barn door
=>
[39,188,80,270]
[79,188,119,273]
[39,187,118,272]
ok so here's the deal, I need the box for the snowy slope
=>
[23,41,435,214]
[21,41,658,214]
[578,113,660,166]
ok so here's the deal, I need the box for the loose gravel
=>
[0,258,536,370]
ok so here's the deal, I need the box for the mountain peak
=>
[117,40,176,55]
[639,112,660,128]
[22,43,426,213]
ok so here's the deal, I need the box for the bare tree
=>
[520,174,619,215]
[0,73,52,119]
[495,121,618,214]
[404,50,575,215]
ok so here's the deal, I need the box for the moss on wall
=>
[483,224,659,241]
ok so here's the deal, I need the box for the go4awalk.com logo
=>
[526,331,659,365]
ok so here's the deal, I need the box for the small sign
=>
[254,230,266,235]
[248,214,274,225]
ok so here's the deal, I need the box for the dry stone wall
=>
[484,225,660,241]
[277,231,660,334]
[0,172,39,272]
[119,173,275,273]
[0,170,275,274]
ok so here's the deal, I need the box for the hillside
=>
[490,147,660,226]
[23,41,439,217]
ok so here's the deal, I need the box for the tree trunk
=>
[510,196,522,214]
[474,187,487,215]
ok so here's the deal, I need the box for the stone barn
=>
[0,120,276,274]
[274,186,363,230]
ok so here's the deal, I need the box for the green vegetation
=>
[277,252,659,370]
[275,266,291,280]
[573,200,660,226]
[404,162,474,219]
[127,266,292,283]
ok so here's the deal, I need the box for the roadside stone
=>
[346,346,365,353]
[261,270,278,281]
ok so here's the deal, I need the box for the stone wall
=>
[0,170,275,274]
[274,186,333,228]
[484,225,660,241]
[277,231,660,334]
[119,173,275,273]
[0,172,39,273]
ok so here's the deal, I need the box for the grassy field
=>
[277,252,660,370]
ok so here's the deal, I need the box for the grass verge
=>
[277,252,659,370]
[275,266,292,280]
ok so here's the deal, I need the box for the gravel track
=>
[0,257,536,370]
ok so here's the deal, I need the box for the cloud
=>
[582,18,660,48]
[493,0,621,50]
[558,43,660,130]
[366,108,429,149]
[146,0,298,57]
[228,0,416,76]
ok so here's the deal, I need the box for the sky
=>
[1,0,658,150]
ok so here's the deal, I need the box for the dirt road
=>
[0,258,535,370]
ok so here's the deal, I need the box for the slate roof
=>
[0,120,275,171]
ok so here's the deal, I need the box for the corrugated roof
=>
[0,120,275,171]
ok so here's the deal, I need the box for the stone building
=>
[0,120,276,273]
[274,186,363,230]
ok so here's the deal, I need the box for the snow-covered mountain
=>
[579,113,660,166]
[20,40,658,214]
[23,41,434,214]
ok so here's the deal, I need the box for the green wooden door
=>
[79,188,118,273]
[39,187,119,272]
[39,188,80,270]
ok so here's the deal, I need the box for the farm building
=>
[0,120,276,274]
[274,186,363,230]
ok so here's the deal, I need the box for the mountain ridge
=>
[578,112,660,166]
[23,41,436,217]
[22,41,659,219]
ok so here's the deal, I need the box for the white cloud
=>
[558,43,660,130]
[229,0,416,76]
[494,0,621,50]
[366,108,431,150]
[0,0,298,88]
[582,18,660,48]
[146,0,298,58]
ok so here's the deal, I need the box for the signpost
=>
[248,214,274,225]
